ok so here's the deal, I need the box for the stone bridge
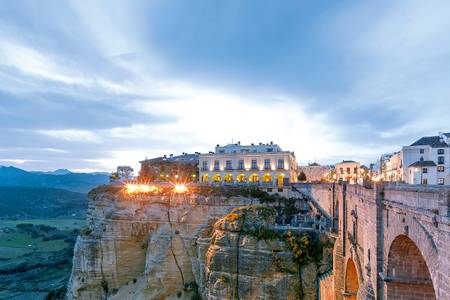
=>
[294,183,450,300]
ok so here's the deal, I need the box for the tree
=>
[116,166,134,179]
[298,172,307,182]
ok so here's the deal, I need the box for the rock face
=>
[66,186,333,300]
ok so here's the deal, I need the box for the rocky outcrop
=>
[66,186,333,300]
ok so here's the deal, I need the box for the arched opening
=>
[236,174,246,183]
[249,174,259,183]
[262,173,273,183]
[212,174,222,183]
[224,174,233,183]
[345,258,359,299]
[386,235,435,299]
[202,174,209,182]
[277,174,285,187]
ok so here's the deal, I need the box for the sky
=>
[1,0,450,172]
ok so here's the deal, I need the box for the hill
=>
[0,166,109,193]
[0,187,87,219]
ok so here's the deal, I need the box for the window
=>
[214,160,220,170]
[340,168,344,174]
[219,150,225,154]
[438,156,445,164]
[201,161,208,171]
[438,178,445,185]
[277,159,284,169]
[251,159,258,169]
[347,167,351,174]
[422,178,428,185]
[264,159,271,169]
[225,160,232,170]
[422,167,428,173]
[420,149,424,154]
[354,167,358,174]
[438,166,445,172]
[438,149,445,155]
[266,148,273,152]
[238,160,244,170]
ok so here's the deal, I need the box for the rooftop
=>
[410,132,450,148]
[140,153,199,164]
[408,160,437,168]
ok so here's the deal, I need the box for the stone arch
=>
[385,235,435,299]
[344,258,359,299]
[383,212,439,299]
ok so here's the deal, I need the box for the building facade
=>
[335,160,361,184]
[198,142,298,186]
[401,132,450,185]
[380,152,402,182]
[139,153,199,182]
[298,163,330,182]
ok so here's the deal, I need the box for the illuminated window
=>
[213,174,222,182]
[438,166,445,172]
[214,160,220,170]
[224,174,233,182]
[262,173,273,183]
[237,174,246,182]
[438,178,444,185]
[249,174,259,182]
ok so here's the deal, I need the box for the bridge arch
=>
[344,258,359,299]
[386,235,436,299]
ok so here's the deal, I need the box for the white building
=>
[298,163,330,182]
[401,132,450,185]
[198,142,298,186]
[335,160,361,184]
[380,152,402,182]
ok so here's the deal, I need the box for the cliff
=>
[66,186,333,300]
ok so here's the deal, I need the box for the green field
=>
[0,218,85,230]
[0,218,84,259]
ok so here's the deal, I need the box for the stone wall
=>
[309,182,450,300]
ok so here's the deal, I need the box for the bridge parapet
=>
[383,183,450,218]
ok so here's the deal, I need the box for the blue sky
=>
[1,0,450,172]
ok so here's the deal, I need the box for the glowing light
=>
[126,184,157,194]
[173,184,187,193]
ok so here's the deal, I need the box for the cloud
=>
[0,0,449,172]
[36,129,101,143]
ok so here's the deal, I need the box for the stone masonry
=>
[297,183,450,300]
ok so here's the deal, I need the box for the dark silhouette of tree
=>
[298,172,307,182]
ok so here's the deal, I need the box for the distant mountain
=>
[0,166,109,193]
[0,186,87,218]
[31,168,72,175]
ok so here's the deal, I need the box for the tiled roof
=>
[140,153,199,164]
[410,135,449,148]
[408,160,437,168]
